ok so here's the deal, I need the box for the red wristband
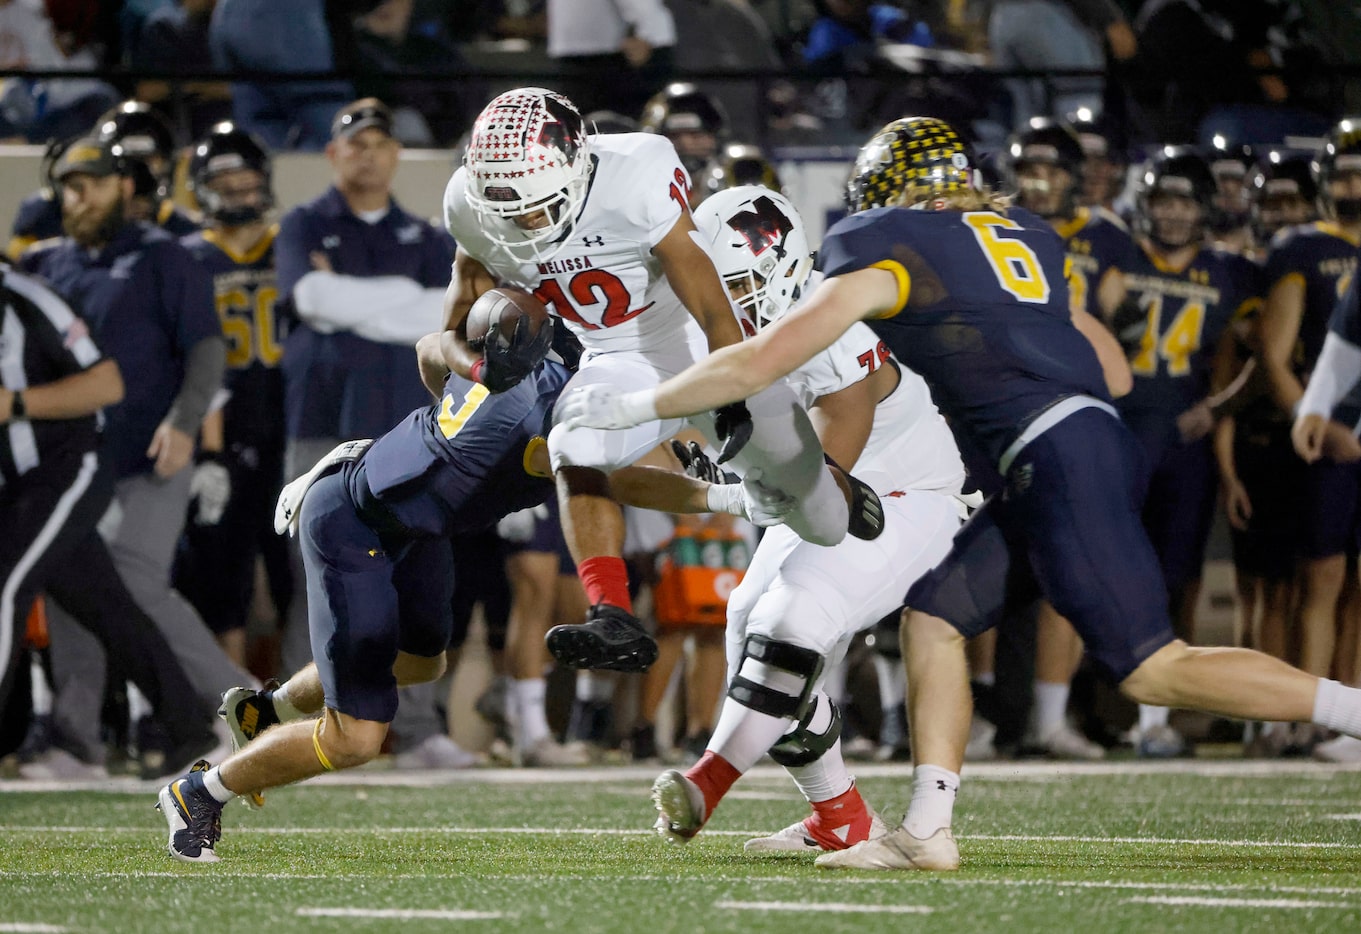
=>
[469,358,486,384]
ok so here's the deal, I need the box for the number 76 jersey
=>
[444,132,702,356]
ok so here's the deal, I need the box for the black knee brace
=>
[727,634,824,720]
[768,695,843,768]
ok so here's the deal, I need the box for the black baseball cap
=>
[331,98,395,140]
[52,137,127,181]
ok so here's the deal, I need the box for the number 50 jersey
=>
[444,132,702,356]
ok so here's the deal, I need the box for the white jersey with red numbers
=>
[785,320,964,497]
[444,132,702,356]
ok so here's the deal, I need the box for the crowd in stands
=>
[2,0,1361,780]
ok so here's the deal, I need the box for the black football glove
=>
[670,439,739,485]
[712,401,753,464]
[476,314,556,393]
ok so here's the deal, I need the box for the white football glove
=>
[556,385,658,430]
[741,477,797,528]
[190,459,231,526]
[496,503,550,543]
[274,439,373,536]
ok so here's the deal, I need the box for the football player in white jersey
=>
[440,88,880,674]
[610,186,966,851]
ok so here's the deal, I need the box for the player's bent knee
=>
[769,695,842,767]
[727,634,825,721]
[1118,639,1191,706]
[317,712,388,770]
[393,651,446,686]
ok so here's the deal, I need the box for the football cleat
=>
[745,810,889,854]
[218,682,280,808]
[651,769,707,844]
[814,826,960,871]
[545,604,658,673]
[825,459,884,541]
[155,760,223,864]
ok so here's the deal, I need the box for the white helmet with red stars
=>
[463,87,593,262]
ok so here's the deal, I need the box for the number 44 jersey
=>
[444,132,702,355]
[818,204,1110,469]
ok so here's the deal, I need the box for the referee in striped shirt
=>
[0,261,217,775]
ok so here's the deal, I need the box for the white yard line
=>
[1127,896,1357,910]
[296,908,505,920]
[3,870,1361,898]
[715,901,931,914]
[4,758,1361,794]
[5,825,1361,850]
[0,926,68,933]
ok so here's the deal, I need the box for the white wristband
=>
[706,482,747,517]
[617,389,660,427]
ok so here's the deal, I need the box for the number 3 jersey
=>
[818,205,1108,469]
[444,133,703,356]
[181,226,285,450]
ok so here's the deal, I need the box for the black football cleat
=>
[546,604,659,673]
[826,460,885,541]
[156,759,224,864]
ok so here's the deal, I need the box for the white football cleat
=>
[745,810,889,854]
[1030,723,1105,761]
[517,738,592,767]
[651,769,706,844]
[814,826,960,871]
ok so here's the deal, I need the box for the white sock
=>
[786,737,853,802]
[512,678,550,748]
[575,671,615,703]
[202,766,236,803]
[903,764,958,838]
[1138,704,1169,731]
[973,671,995,687]
[1312,679,1361,736]
[271,682,304,722]
[1030,681,1070,739]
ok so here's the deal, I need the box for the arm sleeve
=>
[1298,333,1361,420]
[292,271,445,344]
[166,335,227,434]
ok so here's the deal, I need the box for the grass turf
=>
[2,761,1361,933]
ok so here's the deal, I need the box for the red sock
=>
[805,783,874,850]
[684,751,742,821]
[577,556,633,613]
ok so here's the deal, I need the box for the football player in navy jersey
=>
[1259,119,1361,760]
[1007,118,1136,760]
[1116,147,1263,757]
[157,320,567,863]
[172,124,290,667]
[559,116,1361,873]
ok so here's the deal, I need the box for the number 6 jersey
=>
[444,133,702,355]
[818,204,1109,468]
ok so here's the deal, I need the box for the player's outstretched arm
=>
[557,269,891,431]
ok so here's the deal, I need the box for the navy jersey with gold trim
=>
[352,362,572,538]
[1055,207,1135,318]
[1264,222,1359,377]
[818,205,1108,466]
[1116,244,1260,417]
[181,226,284,448]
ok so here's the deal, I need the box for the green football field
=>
[3,759,1361,933]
